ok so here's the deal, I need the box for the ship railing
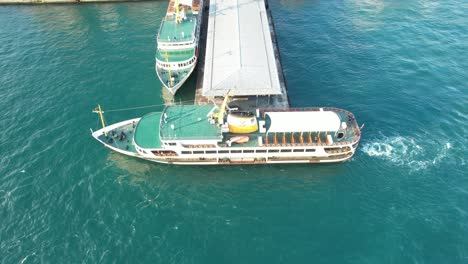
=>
[157,35,195,43]
[158,132,223,142]
[159,133,222,140]
[156,16,166,43]
[260,136,358,147]
[260,141,355,148]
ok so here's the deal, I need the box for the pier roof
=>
[202,0,282,96]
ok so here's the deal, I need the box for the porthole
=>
[337,132,345,140]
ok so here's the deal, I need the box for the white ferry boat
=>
[91,96,363,165]
[155,0,203,95]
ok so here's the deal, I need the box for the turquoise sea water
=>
[1,1,467,263]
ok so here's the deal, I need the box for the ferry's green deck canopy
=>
[161,105,222,141]
[134,112,163,149]
[158,15,197,43]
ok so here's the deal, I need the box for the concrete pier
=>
[194,0,289,109]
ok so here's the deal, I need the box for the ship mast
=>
[208,93,231,125]
[175,0,183,24]
[92,104,107,136]
[217,94,231,125]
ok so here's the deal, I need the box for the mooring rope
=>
[104,100,195,113]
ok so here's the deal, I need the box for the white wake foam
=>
[361,136,451,172]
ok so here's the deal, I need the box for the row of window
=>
[178,57,196,68]
[158,57,195,68]
[182,144,216,148]
[136,147,148,154]
[181,149,317,155]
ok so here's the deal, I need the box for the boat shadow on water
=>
[106,149,349,184]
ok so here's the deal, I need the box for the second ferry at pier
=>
[155,0,203,95]
[91,96,364,165]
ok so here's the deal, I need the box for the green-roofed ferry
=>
[155,0,203,95]
[91,96,364,165]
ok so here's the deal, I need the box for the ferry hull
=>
[91,104,363,166]
[155,0,204,95]
[91,143,356,165]
[139,155,355,165]
[92,119,358,165]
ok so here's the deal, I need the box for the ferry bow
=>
[155,0,204,95]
